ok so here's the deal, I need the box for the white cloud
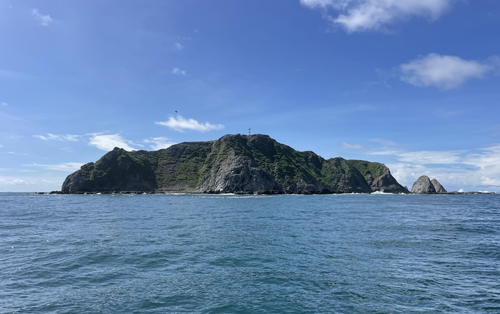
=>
[463,144,500,186]
[174,43,184,50]
[172,67,187,76]
[0,178,31,186]
[0,175,68,192]
[30,162,84,172]
[370,149,466,164]
[370,144,500,191]
[156,115,224,132]
[32,8,53,26]
[1,102,7,106]
[88,134,137,151]
[300,0,343,9]
[34,133,79,141]
[400,54,495,89]
[300,0,452,33]
[10,179,28,185]
[144,137,177,150]
[341,142,363,149]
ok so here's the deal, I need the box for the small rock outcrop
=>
[411,176,435,194]
[61,134,409,194]
[411,176,447,194]
[431,179,447,193]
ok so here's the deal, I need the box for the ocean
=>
[1,193,499,313]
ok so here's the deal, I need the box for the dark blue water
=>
[1,193,499,313]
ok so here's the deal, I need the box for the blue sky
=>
[1,0,499,192]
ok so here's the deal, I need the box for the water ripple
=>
[0,193,499,313]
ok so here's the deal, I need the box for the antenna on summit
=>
[248,128,251,136]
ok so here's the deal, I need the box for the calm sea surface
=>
[1,193,499,313]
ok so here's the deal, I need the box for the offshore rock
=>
[61,134,409,194]
[411,176,435,194]
[410,176,447,194]
[431,179,447,194]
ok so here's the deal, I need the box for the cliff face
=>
[62,134,409,194]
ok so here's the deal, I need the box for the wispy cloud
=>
[32,8,53,26]
[0,179,30,185]
[3,151,28,155]
[34,133,79,141]
[341,142,363,149]
[400,54,497,89]
[172,67,187,76]
[88,134,137,151]
[144,137,177,150]
[1,102,7,106]
[156,115,224,132]
[300,0,452,33]
[370,144,500,190]
[370,138,396,146]
[369,149,466,164]
[0,69,25,79]
[174,42,184,50]
[30,162,84,172]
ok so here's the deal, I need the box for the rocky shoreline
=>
[45,190,497,195]
[54,134,497,196]
[59,134,410,195]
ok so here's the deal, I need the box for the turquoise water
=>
[1,193,499,313]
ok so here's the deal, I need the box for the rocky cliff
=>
[62,134,409,194]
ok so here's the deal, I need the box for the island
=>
[59,134,409,194]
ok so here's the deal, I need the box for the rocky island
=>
[60,134,409,194]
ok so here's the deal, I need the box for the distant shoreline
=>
[22,190,499,195]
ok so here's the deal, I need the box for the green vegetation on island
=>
[62,134,408,194]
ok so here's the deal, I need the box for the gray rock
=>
[411,175,436,194]
[370,167,406,193]
[196,152,279,193]
[431,179,447,193]
[61,162,94,193]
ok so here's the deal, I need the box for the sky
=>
[1,0,499,192]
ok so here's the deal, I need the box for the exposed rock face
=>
[196,153,280,193]
[431,179,447,193]
[371,168,409,193]
[62,162,94,193]
[411,176,447,194]
[411,176,435,194]
[61,134,409,194]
